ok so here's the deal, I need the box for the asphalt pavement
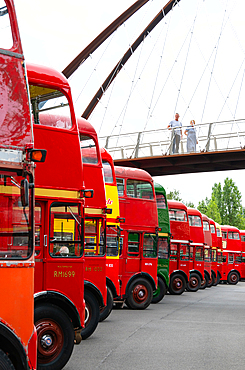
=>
[65,282,245,370]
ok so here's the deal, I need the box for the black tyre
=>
[81,290,100,339]
[207,271,215,288]
[125,278,153,309]
[168,274,186,295]
[213,271,220,286]
[99,287,113,322]
[200,272,209,289]
[227,271,239,285]
[186,273,201,292]
[152,277,167,303]
[35,304,74,370]
[0,349,15,370]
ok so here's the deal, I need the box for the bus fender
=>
[189,269,203,282]
[125,272,156,296]
[204,270,211,281]
[84,281,104,308]
[0,322,29,370]
[34,290,81,329]
[106,277,118,298]
[170,270,188,284]
[211,269,217,278]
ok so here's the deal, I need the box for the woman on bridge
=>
[184,120,198,152]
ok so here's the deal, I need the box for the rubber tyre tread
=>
[0,349,15,370]
[200,271,209,289]
[227,271,239,285]
[81,290,100,339]
[207,271,215,288]
[126,278,153,310]
[213,271,220,286]
[186,273,201,292]
[35,303,74,370]
[152,277,167,303]
[99,287,113,322]
[168,274,186,295]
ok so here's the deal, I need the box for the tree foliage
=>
[167,189,182,201]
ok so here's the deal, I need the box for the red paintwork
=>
[78,117,107,306]
[168,200,190,281]
[201,214,212,281]
[187,208,204,280]
[220,225,242,281]
[209,218,218,281]
[0,1,36,369]
[101,148,120,297]
[215,223,223,278]
[27,64,85,332]
[115,166,158,300]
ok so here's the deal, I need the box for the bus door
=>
[34,202,46,292]
[141,232,158,281]
[125,232,141,273]
[179,243,190,274]
[44,201,84,309]
[169,242,178,273]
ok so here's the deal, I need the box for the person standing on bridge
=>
[184,119,198,152]
[167,113,182,154]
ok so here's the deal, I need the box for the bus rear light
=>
[29,149,47,162]
[117,217,125,223]
[82,189,93,198]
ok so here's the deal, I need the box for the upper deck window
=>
[156,193,167,209]
[210,224,215,234]
[228,232,240,240]
[203,220,209,231]
[80,135,98,164]
[1,1,13,50]
[30,85,72,129]
[222,231,227,240]
[126,179,153,199]
[102,160,113,184]
[188,215,201,227]
[116,178,124,196]
[216,228,221,237]
[241,235,245,242]
[169,209,187,222]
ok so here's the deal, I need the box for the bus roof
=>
[187,208,202,216]
[115,166,153,183]
[167,200,187,211]
[77,117,97,138]
[221,225,240,232]
[27,63,70,89]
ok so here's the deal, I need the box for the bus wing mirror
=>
[21,178,29,207]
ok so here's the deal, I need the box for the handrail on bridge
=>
[99,119,245,160]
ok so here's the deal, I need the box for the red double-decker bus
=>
[167,200,190,295]
[215,223,223,283]
[0,1,46,368]
[27,63,86,369]
[209,218,219,285]
[115,166,158,309]
[201,214,213,288]
[221,225,241,284]
[187,208,204,292]
[101,148,121,317]
[78,117,108,336]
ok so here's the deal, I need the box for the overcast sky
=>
[14,0,245,207]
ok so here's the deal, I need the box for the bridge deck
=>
[113,149,245,176]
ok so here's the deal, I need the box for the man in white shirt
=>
[167,113,182,154]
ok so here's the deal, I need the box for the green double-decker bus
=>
[152,183,170,303]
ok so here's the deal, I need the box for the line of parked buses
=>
[1,1,245,369]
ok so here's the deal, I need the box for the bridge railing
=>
[99,119,245,159]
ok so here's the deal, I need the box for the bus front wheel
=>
[152,277,167,303]
[168,274,186,295]
[99,287,113,322]
[0,349,15,370]
[82,291,100,339]
[227,271,239,285]
[35,304,74,370]
[186,273,201,292]
[126,278,153,309]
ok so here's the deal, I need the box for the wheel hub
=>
[41,334,53,348]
